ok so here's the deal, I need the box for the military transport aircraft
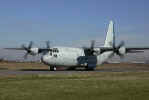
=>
[5,21,149,71]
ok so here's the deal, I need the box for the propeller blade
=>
[21,41,34,59]
[117,41,125,49]
[90,40,95,50]
[46,41,50,48]
[28,41,33,49]
[120,55,124,59]
[117,52,124,59]
[83,40,96,56]
[21,44,28,51]
[24,53,28,59]
[112,41,125,59]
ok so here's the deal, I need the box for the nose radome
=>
[41,55,49,64]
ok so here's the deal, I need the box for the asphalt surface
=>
[0,67,149,76]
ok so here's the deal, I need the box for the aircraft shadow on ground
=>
[0,68,8,70]
[19,69,89,71]
[19,69,50,71]
[12,68,139,72]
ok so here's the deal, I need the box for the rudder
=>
[104,21,115,47]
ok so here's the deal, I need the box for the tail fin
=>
[104,21,115,47]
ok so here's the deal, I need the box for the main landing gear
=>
[48,66,95,71]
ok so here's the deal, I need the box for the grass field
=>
[0,72,149,100]
[0,61,149,70]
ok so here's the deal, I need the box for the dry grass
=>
[0,62,149,100]
[0,61,48,70]
[1,72,149,100]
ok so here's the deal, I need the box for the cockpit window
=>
[52,48,59,53]
[54,54,57,58]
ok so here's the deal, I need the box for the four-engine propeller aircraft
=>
[5,21,149,71]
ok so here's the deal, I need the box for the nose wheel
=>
[49,66,57,71]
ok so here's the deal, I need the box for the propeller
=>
[114,41,125,59]
[46,41,50,49]
[90,40,95,50]
[40,41,52,54]
[21,41,34,59]
[83,40,96,56]
[83,39,126,58]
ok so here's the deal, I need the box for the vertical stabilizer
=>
[104,21,115,47]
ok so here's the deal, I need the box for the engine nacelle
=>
[118,46,126,55]
[30,48,39,55]
[93,48,101,55]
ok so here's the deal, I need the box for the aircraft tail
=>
[104,21,115,47]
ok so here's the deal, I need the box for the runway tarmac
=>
[0,67,149,76]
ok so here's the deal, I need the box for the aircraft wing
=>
[125,47,149,53]
[4,48,25,50]
[4,48,52,52]
[98,47,149,54]
[38,48,52,53]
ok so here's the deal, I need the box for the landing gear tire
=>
[49,66,57,71]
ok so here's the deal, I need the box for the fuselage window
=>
[55,49,58,52]
[54,54,57,58]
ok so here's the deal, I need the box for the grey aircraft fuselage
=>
[41,47,113,69]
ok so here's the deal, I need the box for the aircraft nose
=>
[41,55,49,64]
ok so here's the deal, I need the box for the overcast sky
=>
[0,0,149,48]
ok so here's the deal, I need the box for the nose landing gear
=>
[49,66,57,71]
